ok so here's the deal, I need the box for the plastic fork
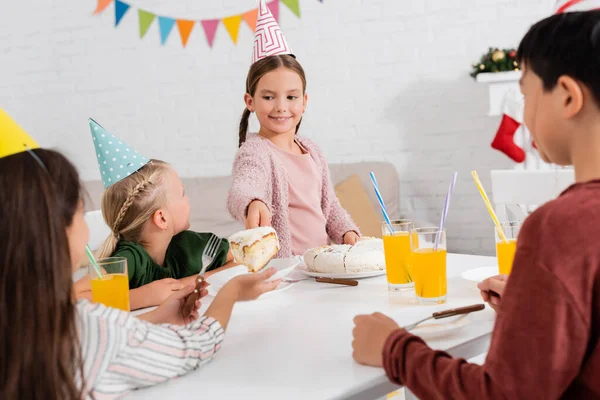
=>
[181,234,222,318]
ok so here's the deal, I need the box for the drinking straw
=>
[435,172,458,249]
[86,244,103,279]
[369,172,395,234]
[471,171,508,243]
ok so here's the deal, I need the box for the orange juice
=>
[412,248,447,302]
[496,239,517,275]
[91,274,130,311]
[383,233,412,286]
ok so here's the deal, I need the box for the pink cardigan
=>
[227,134,360,258]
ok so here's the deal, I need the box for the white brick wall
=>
[0,0,554,255]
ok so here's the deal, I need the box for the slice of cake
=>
[228,227,280,272]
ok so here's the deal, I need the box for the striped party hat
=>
[88,118,149,188]
[555,0,600,13]
[252,0,294,64]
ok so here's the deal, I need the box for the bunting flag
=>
[281,0,300,17]
[138,10,155,38]
[158,16,176,45]
[94,0,112,15]
[201,19,220,47]
[177,20,195,47]
[243,9,259,32]
[114,0,130,26]
[223,15,243,44]
[93,0,322,48]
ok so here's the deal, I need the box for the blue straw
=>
[369,172,395,234]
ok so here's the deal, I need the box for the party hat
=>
[555,0,600,13]
[0,107,40,159]
[89,118,149,188]
[252,0,293,64]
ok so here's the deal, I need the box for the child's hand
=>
[226,267,280,301]
[151,284,206,325]
[73,275,92,300]
[343,231,359,245]
[478,274,508,312]
[352,312,400,367]
[147,278,187,305]
[246,200,271,229]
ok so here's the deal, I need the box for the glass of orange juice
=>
[495,221,521,275]
[89,257,130,311]
[410,227,447,304]
[382,220,415,291]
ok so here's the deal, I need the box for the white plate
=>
[205,258,299,287]
[409,314,470,338]
[296,264,386,279]
[461,266,498,283]
[207,280,294,299]
[206,265,249,287]
[266,258,300,281]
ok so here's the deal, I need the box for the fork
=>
[402,304,485,331]
[181,234,222,318]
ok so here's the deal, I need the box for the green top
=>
[112,231,230,289]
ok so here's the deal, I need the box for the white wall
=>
[0,0,553,254]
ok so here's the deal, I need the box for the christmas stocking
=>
[491,89,526,163]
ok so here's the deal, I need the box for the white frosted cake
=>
[228,227,280,272]
[303,237,385,274]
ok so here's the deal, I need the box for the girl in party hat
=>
[228,0,360,257]
[87,119,237,309]
[0,108,279,399]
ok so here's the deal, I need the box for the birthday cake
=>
[228,227,280,272]
[303,237,385,274]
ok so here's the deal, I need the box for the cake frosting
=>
[303,238,385,274]
[228,227,280,272]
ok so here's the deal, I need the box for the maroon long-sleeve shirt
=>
[383,180,600,399]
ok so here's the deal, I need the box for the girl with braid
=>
[87,119,236,309]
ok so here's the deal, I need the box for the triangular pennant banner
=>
[114,0,130,26]
[158,16,176,45]
[201,19,219,47]
[281,0,301,17]
[222,15,242,44]
[94,0,113,15]
[243,8,259,32]
[177,20,195,47]
[138,10,155,38]
[268,0,280,22]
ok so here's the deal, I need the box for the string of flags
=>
[93,0,323,48]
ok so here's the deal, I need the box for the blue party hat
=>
[89,118,149,188]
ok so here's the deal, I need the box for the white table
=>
[127,253,497,400]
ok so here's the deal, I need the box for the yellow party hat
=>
[0,107,40,159]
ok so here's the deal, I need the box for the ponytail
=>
[239,109,251,147]
[295,117,302,134]
[95,233,119,260]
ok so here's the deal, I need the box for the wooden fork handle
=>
[432,303,485,319]
[315,277,359,286]
[181,277,204,319]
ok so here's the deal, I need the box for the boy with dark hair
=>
[352,11,600,399]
